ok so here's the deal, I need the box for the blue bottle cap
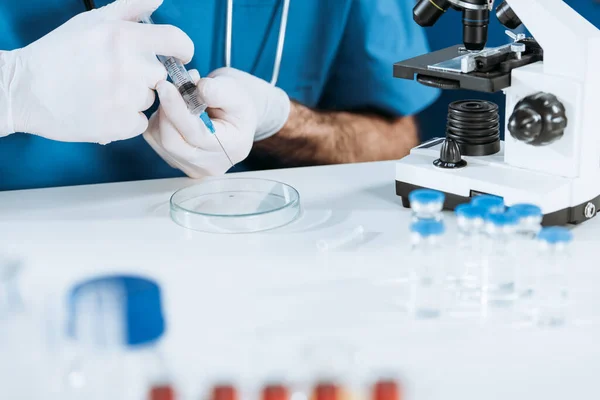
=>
[509,204,543,219]
[410,219,445,237]
[408,189,445,205]
[486,211,519,227]
[538,227,573,244]
[471,195,505,212]
[69,275,165,346]
[455,204,486,220]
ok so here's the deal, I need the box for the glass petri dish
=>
[170,178,301,233]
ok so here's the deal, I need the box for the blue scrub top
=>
[0,0,438,191]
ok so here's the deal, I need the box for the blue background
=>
[417,1,600,143]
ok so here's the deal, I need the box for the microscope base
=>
[395,139,600,226]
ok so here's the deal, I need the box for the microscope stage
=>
[394,45,511,93]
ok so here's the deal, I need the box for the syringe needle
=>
[214,134,234,167]
[198,112,231,166]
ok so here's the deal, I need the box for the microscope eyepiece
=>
[463,7,490,51]
[413,0,451,27]
[496,1,522,30]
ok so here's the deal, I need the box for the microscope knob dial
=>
[434,138,467,169]
[508,92,568,146]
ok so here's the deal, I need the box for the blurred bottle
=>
[482,212,519,309]
[531,227,573,327]
[471,195,505,215]
[0,255,48,399]
[63,275,174,400]
[408,219,446,319]
[408,189,445,223]
[262,384,289,400]
[372,380,402,400]
[212,384,239,400]
[313,382,340,400]
[508,204,543,299]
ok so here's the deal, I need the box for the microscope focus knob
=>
[434,138,467,169]
[508,92,568,146]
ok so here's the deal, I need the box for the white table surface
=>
[0,161,599,400]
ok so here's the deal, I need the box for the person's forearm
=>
[252,101,419,167]
[0,50,16,137]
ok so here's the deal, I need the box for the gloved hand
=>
[143,70,256,178]
[207,68,291,142]
[143,67,291,178]
[0,0,193,144]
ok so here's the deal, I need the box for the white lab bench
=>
[0,161,598,400]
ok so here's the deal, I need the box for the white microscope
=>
[394,0,600,225]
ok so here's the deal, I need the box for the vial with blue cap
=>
[471,195,505,215]
[530,227,573,327]
[63,275,175,400]
[453,204,487,295]
[408,219,446,319]
[482,212,519,308]
[509,204,543,299]
[408,189,445,222]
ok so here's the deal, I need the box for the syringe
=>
[141,16,234,167]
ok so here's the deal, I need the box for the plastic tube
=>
[316,226,365,252]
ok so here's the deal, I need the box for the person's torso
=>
[0,0,352,190]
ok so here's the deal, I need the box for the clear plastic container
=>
[408,219,446,319]
[452,204,486,292]
[170,178,301,233]
[482,212,519,308]
[530,227,573,327]
[63,275,174,400]
[509,204,543,299]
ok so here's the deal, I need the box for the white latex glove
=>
[143,67,291,178]
[0,0,194,144]
[143,70,256,178]
[208,67,291,142]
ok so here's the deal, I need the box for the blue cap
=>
[538,227,573,244]
[455,204,486,220]
[408,189,445,205]
[410,219,445,236]
[69,275,165,346]
[509,204,543,219]
[471,195,505,212]
[486,212,519,227]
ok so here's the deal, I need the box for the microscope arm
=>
[505,0,599,81]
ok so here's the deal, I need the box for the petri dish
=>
[170,177,301,233]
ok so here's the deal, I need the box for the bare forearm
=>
[252,101,419,167]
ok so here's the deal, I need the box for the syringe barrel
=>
[141,16,208,116]
[155,55,207,116]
